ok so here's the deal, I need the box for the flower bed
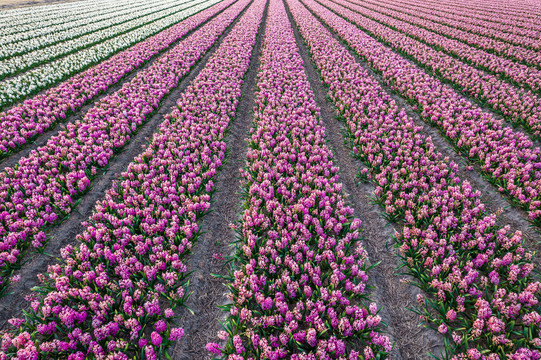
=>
[0,0,265,357]
[303,0,541,227]
[287,0,541,357]
[0,0,215,110]
[333,0,541,93]
[0,0,226,157]
[210,0,390,358]
[0,0,250,292]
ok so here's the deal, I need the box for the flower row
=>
[371,0,541,43]
[0,0,265,357]
[328,0,541,140]
[311,0,541,226]
[0,0,183,60]
[288,0,541,358]
[0,0,148,47]
[0,0,251,291]
[0,0,197,81]
[211,0,390,358]
[349,0,541,53]
[0,0,214,110]
[398,0,541,30]
[0,0,113,34]
[344,0,541,85]
[0,0,224,158]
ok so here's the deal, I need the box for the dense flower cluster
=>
[0,0,185,62]
[345,0,541,57]
[358,0,541,50]
[0,0,217,110]
[0,0,228,157]
[0,0,141,46]
[337,0,541,94]
[0,0,198,81]
[0,0,265,357]
[324,0,541,138]
[212,1,390,358]
[287,0,541,358]
[0,0,111,34]
[303,0,541,226]
[0,0,250,291]
[385,0,541,41]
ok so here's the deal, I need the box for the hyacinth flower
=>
[0,0,265,358]
[0,0,197,63]
[287,0,540,358]
[323,0,541,140]
[0,0,221,111]
[353,0,541,48]
[341,0,541,69]
[299,0,541,229]
[385,0,541,40]
[0,0,151,49]
[350,0,541,64]
[0,0,252,293]
[0,0,231,159]
[0,0,197,81]
[210,0,391,358]
[332,0,541,98]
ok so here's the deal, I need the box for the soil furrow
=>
[303,0,541,262]
[283,1,444,358]
[168,2,268,359]
[0,0,248,328]
[0,0,235,172]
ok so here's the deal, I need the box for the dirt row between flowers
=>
[303,0,541,261]
[167,3,268,359]
[0,0,251,329]
[0,0,235,172]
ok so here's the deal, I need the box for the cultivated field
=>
[0,0,539,359]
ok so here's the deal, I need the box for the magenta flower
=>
[206,342,222,355]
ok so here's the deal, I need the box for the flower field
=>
[0,0,539,359]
